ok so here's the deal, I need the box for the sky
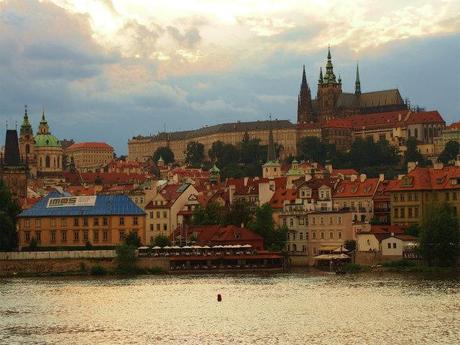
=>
[0,0,459,154]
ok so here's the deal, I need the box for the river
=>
[0,272,459,345]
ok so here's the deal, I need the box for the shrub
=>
[342,263,366,273]
[148,267,164,275]
[382,260,416,268]
[115,244,138,274]
[90,265,107,276]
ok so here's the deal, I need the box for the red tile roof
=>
[331,168,359,177]
[333,178,380,198]
[66,142,113,151]
[447,121,460,130]
[269,188,297,209]
[322,118,353,129]
[389,166,460,191]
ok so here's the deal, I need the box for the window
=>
[93,230,99,242]
[329,217,333,225]
[300,232,303,240]
[312,231,316,239]
[156,224,160,231]
[25,219,30,228]
[299,218,304,225]
[156,211,160,218]
[329,232,333,239]
[414,207,419,218]
[320,232,324,239]
[103,230,108,241]
[408,208,413,218]
[393,243,397,249]
[61,230,67,242]
[393,194,398,202]
[163,224,167,231]
[289,218,294,227]
[51,230,56,243]
[283,218,287,226]
[453,192,457,201]
[149,211,154,219]
[35,231,41,243]
[320,217,324,225]
[93,218,99,226]
[150,224,154,231]
[312,217,316,225]
[338,232,342,239]
[83,218,88,227]
[163,211,167,218]
[25,231,31,242]
[35,219,41,228]
[73,231,79,242]
[119,217,125,226]
[103,217,108,226]
[73,218,79,227]
[400,194,405,202]
[394,208,399,218]
[400,208,405,218]
[83,230,89,241]
[337,217,342,225]
[388,243,391,249]
[119,230,125,241]
[133,217,138,226]
[50,218,56,228]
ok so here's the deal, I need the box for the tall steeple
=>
[297,65,313,123]
[38,109,50,135]
[355,63,361,95]
[324,46,337,84]
[266,116,276,162]
[318,67,323,85]
[20,105,33,137]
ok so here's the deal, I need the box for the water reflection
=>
[0,273,459,345]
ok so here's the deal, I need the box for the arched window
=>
[45,156,50,168]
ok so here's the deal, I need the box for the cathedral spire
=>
[355,63,361,95]
[20,105,33,137]
[324,46,336,84]
[318,67,323,85]
[301,64,307,87]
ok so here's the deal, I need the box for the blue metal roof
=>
[20,192,145,218]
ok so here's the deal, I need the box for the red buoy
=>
[217,294,222,302]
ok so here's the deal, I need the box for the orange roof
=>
[389,166,460,191]
[447,121,460,130]
[322,118,352,129]
[269,188,297,209]
[331,168,359,176]
[66,142,113,151]
[333,178,380,198]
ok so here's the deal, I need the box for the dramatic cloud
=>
[0,0,458,154]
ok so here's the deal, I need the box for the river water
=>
[0,273,459,345]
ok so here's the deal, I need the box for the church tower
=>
[262,117,281,179]
[19,105,36,169]
[317,47,342,121]
[297,65,313,123]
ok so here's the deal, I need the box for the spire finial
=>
[301,65,307,87]
[327,45,331,60]
[318,67,323,85]
[355,63,361,95]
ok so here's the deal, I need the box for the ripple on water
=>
[0,274,459,345]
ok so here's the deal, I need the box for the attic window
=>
[351,186,358,193]
[364,186,372,193]
[402,176,413,187]
[436,176,446,184]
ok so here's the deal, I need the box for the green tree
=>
[185,141,205,167]
[248,204,287,251]
[115,243,137,274]
[344,240,357,252]
[192,202,224,225]
[154,235,171,247]
[125,231,142,247]
[0,180,20,251]
[438,141,459,165]
[223,199,254,227]
[240,137,265,164]
[405,224,421,237]
[297,136,328,164]
[404,137,429,167]
[209,141,239,168]
[419,202,459,266]
[153,146,175,164]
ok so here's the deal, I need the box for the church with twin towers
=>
[297,47,407,124]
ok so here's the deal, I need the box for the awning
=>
[314,254,350,260]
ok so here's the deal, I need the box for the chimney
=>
[379,174,385,181]
[407,161,417,173]
[350,175,357,182]
[455,155,460,167]
[359,174,366,182]
[325,164,333,173]
[398,113,402,121]
[244,177,249,186]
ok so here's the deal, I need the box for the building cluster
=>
[1,48,459,267]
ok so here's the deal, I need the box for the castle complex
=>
[128,48,444,162]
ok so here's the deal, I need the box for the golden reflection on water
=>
[0,273,459,345]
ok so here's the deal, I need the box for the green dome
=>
[34,134,60,147]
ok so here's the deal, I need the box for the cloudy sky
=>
[0,0,459,154]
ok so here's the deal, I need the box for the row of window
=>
[24,216,138,228]
[149,211,168,219]
[149,223,168,231]
[393,207,419,219]
[24,229,110,243]
[288,230,343,241]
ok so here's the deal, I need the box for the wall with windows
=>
[17,214,146,248]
